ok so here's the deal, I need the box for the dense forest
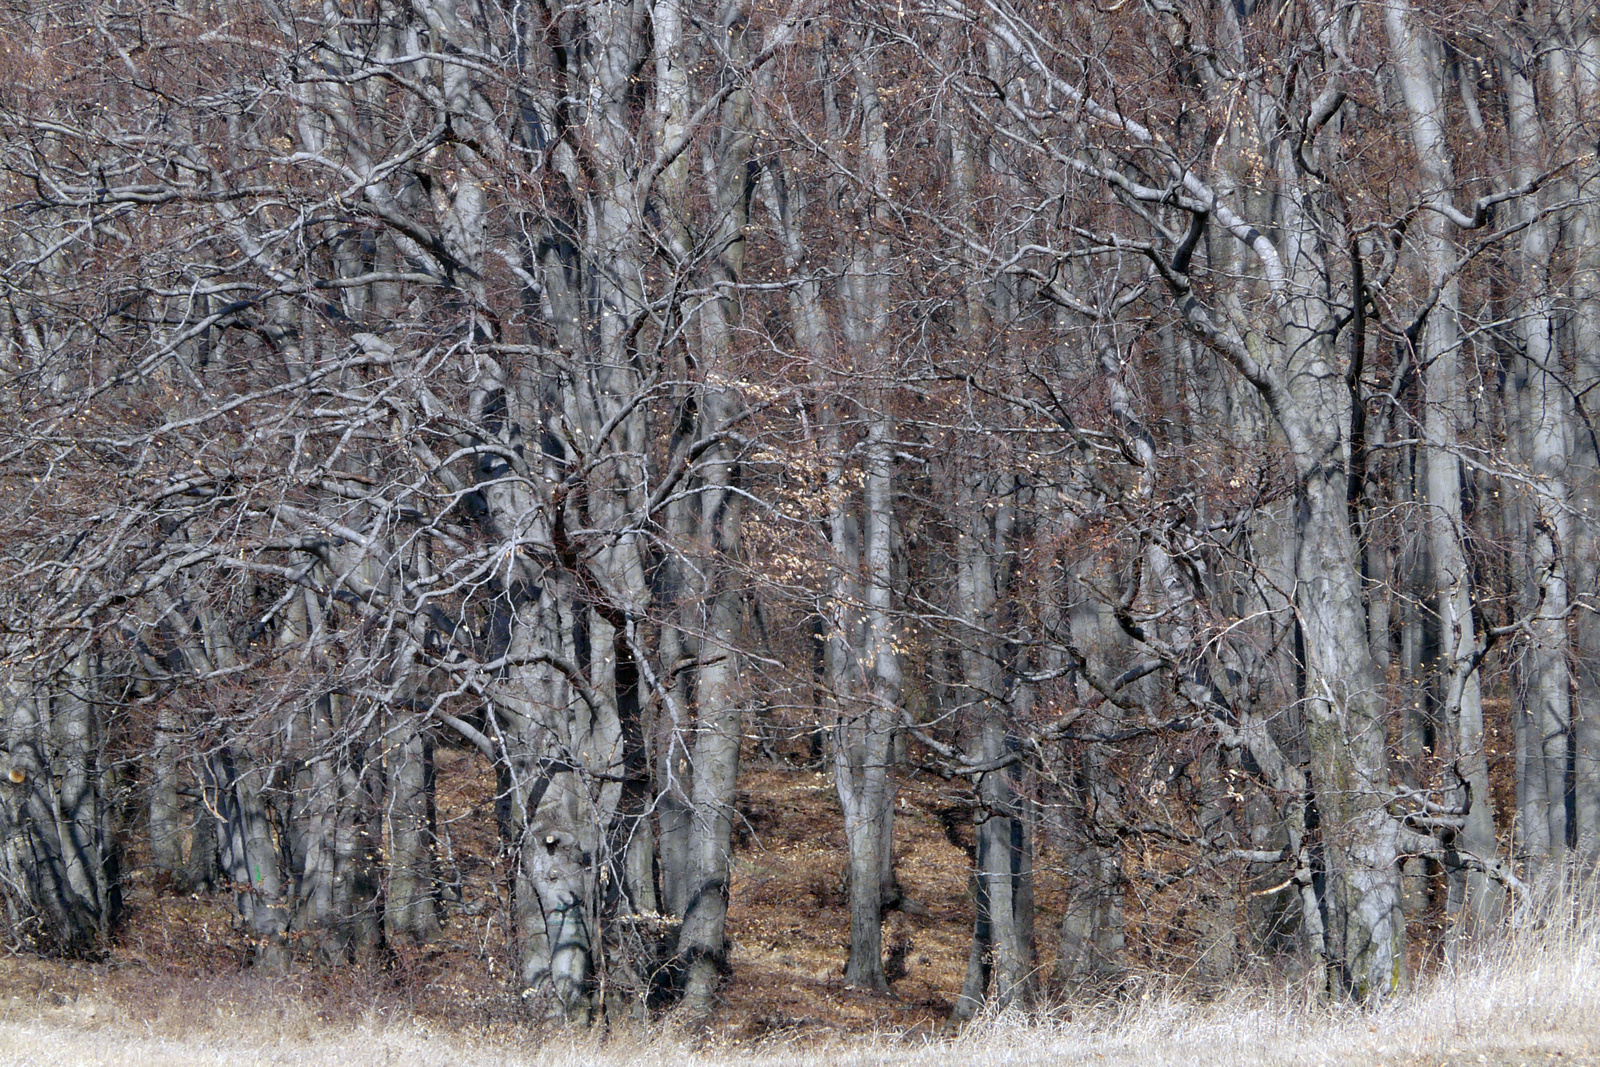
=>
[1,0,1597,1026]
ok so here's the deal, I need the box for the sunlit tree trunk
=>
[674,1,755,1017]
[1383,0,1500,919]
[1502,33,1572,880]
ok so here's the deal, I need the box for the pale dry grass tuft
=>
[4,897,1598,1067]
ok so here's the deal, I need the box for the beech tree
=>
[3,0,1599,1024]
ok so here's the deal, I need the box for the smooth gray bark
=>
[950,469,1035,1017]
[1384,0,1500,921]
[1503,41,1573,879]
[1562,4,1600,862]
[674,4,754,1016]
[385,716,440,943]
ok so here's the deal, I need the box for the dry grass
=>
[2,893,1597,1067]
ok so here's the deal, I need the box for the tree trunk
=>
[1384,0,1500,922]
[1508,44,1573,879]
[1561,2,1600,863]
[202,749,291,973]
[0,660,116,957]
[950,470,1035,1018]
[674,6,754,1016]
[386,715,440,944]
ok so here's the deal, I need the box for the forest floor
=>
[0,750,1595,1065]
[0,755,993,1040]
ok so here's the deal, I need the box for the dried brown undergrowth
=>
[2,884,1596,1067]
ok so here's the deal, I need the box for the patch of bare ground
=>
[718,766,975,1038]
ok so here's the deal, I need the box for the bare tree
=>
[6,0,1599,1025]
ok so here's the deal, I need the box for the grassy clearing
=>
[2,896,1597,1067]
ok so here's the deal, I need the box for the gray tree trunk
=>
[0,659,116,957]
[1384,0,1500,922]
[818,35,902,995]
[385,715,440,943]
[1503,38,1573,880]
[674,5,755,1016]
[950,469,1035,1018]
[202,748,292,972]
[1560,3,1600,862]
